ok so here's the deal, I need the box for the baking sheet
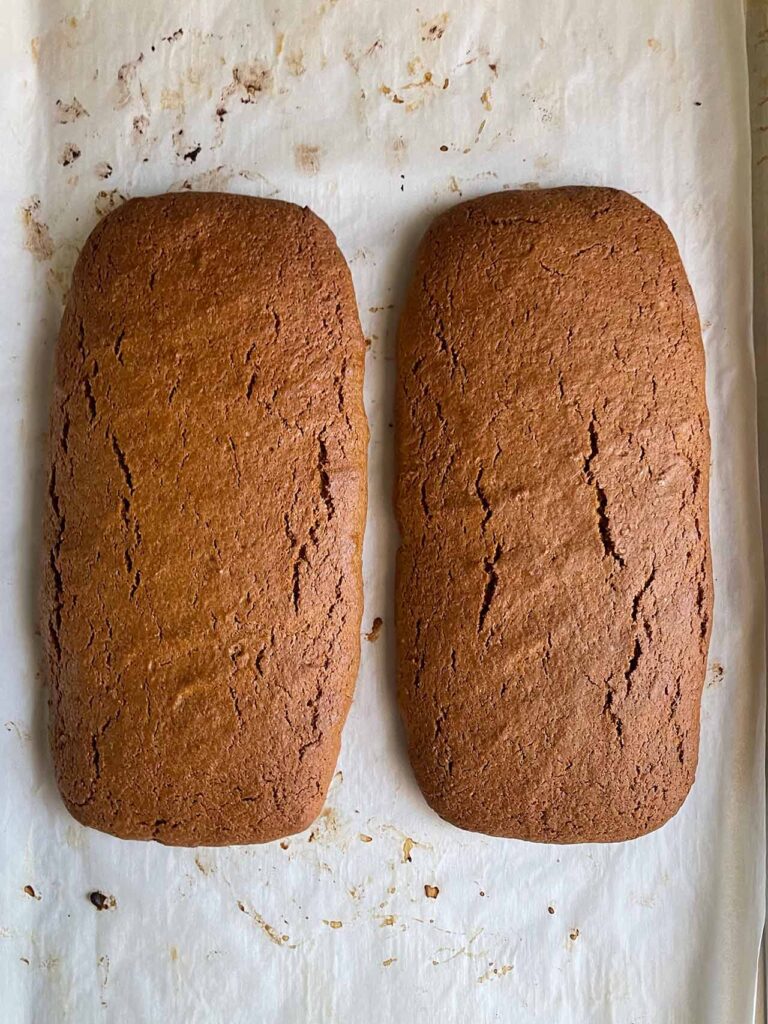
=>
[0,1,764,1021]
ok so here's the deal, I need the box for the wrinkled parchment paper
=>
[0,2,764,1021]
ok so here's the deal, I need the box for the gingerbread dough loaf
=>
[43,193,367,845]
[395,187,711,843]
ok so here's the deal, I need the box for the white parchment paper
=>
[0,2,764,1022]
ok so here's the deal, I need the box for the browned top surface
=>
[395,187,711,843]
[43,193,367,846]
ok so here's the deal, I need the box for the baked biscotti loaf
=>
[43,193,367,846]
[395,187,711,843]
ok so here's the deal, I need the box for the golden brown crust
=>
[43,193,367,846]
[395,187,711,843]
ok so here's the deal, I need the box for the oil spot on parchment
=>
[481,87,492,111]
[58,143,81,167]
[65,824,86,849]
[287,50,305,76]
[365,617,383,642]
[477,964,513,983]
[520,181,541,190]
[21,198,54,262]
[294,144,321,175]
[161,88,185,112]
[237,901,291,946]
[89,891,116,911]
[169,946,179,961]
[98,955,110,1008]
[55,97,88,124]
[173,167,237,192]
[23,885,41,901]
[647,38,662,53]
[422,13,449,41]
[708,662,724,688]
[114,54,147,111]
[307,806,340,844]
[424,885,439,899]
[94,190,126,218]
[323,919,343,929]
[431,929,486,966]
[377,914,397,927]
[95,162,113,180]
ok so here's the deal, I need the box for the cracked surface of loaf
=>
[43,193,367,845]
[395,187,711,843]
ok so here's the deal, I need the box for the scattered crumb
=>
[59,143,81,167]
[21,197,54,261]
[237,902,290,946]
[163,28,184,43]
[569,928,580,941]
[94,189,125,218]
[647,38,662,52]
[439,144,448,152]
[708,662,724,687]
[89,891,116,911]
[547,905,555,915]
[379,915,396,927]
[489,63,498,76]
[479,890,486,897]
[481,87,492,111]
[382,957,397,967]
[359,834,373,843]
[55,97,89,123]
[402,837,415,862]
[478,964,513,983]
[422,13,449,41]
[279,841,290,850]
[23,885,41,901]
[424,885,439,899]
[324,919,343,929]
[365,617,383,642]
